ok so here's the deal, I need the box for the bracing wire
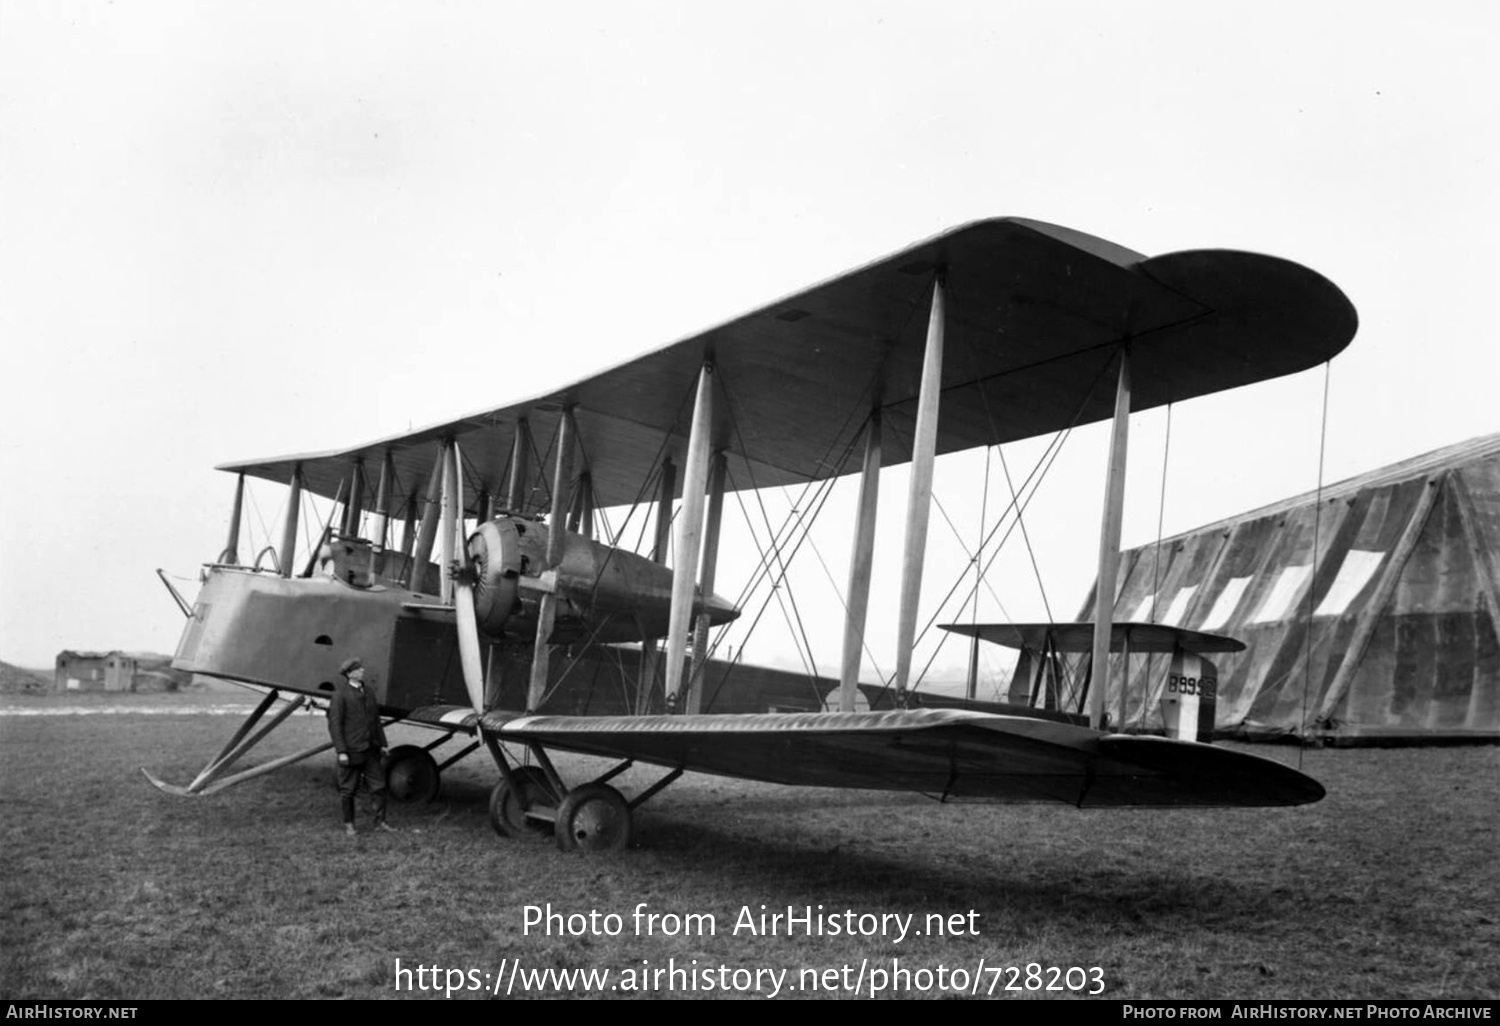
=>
[929,494,1011,620]
[972,444,993,629]
[714,370,871,673]
[903,433,1065,692]
[890,422,1077,701]
[528,423,556,512]
[301,489,316,559]
[724,463,849,684]
[996,445,1053,624]
[871,348,1116,704]
[1298,362,1332,765]
[456,442,483,514]
[606,377,697,550]
[1141,403,1173,729]
[244,483,270,559]
[716,448,852,691]
[961,310,1077,628]
[1149,404,1173,622]
[929,427,1073,633]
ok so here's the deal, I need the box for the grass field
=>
[1,693,1496,1000]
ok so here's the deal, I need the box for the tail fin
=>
[1160,650,1218,742]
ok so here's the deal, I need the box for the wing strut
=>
[398,491,418,563]
[1088,348,1132,729]
[686,449,727,713]
[344,458,365,536]
[839,408,882,711]
[637,457,676,714]
[566,473,594,537]
[526,409,576,712]
[663,361,715,711]
[371,450,393,576]
[408,457,443,590]
[893,277,946,704]
[219,473,245,565]
[439,443,456,604]
[278,465,302,578]
[505,418,530,512]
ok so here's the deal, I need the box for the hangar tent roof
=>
[1076,433,1500,743]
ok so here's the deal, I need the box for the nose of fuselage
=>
[698,590,741,626]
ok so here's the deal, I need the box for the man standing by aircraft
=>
[327,658,393,836]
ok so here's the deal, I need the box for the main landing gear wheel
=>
[384,746,440,804]
[489,767,557,839]
[554,783,632,852]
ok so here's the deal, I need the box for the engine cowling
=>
[466,518,523,637]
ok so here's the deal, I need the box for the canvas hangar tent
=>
[1070,433,1500,744]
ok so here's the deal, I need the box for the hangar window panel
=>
[1249,565,1312,624]
[1313,549,1385,617]
[1161,585,1200,626]
[1198,576,1252,631]
[1129,594,1158,622]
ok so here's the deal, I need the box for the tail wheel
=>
[554,782,632,852]
[489,766,558,839]
[384,745,440,804]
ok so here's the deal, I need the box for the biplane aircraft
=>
[148,217,1356,850]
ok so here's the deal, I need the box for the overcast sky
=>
[2,2,1494,683]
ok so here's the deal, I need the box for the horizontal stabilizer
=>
[941,621,1246,654]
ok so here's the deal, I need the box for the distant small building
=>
[55,651,111,692]
[54,650,190,693]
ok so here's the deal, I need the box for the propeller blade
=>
[452,441,485,716]
[455,578,485,715]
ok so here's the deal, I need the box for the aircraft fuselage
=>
[173,516,741,712]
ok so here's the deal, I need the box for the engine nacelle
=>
[466,516,739,644]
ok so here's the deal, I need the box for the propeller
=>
[450,441,487,717]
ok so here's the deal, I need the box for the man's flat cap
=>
[339,657,364,676]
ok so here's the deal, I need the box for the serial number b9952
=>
[1166,674,1217,699]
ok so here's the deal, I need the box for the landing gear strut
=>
[481,737,683,852]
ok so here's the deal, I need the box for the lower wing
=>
[480,708,1322,808]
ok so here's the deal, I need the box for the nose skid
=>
[141,689,334,797]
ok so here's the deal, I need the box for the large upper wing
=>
[484,708,1323,808]
[222,217,1357,511]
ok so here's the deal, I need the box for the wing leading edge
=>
[220,217,1357,513]
[483,708,1323,808]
